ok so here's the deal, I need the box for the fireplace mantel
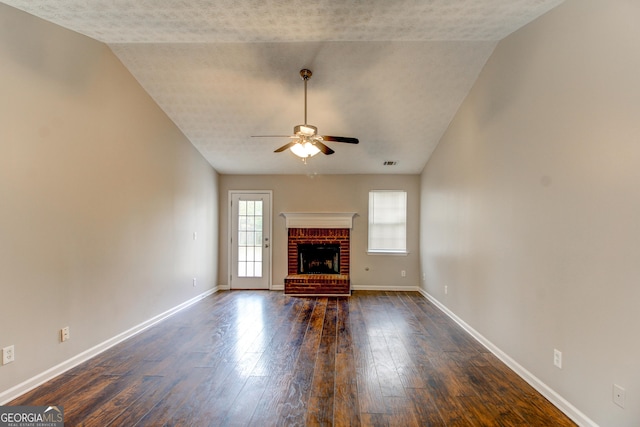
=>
[280,212,356,229]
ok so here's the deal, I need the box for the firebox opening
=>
[298,244,340,274]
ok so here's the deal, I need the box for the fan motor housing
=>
[294,124,317,136]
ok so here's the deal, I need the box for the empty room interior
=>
[0,1,638,426]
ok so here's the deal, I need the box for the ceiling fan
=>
[253,69,359,161]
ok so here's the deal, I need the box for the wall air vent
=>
[383,161,397,166]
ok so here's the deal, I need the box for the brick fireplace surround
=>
[282,213,355,296]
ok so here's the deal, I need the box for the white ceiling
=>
[2,0,564,175]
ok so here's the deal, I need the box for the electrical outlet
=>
[401,270,406,277]
[613,384,625,408]
[61,326,70,342]
[553,349,562,368]
[445,285,448,294]
[2,345,15,365]
[193,277,197,287]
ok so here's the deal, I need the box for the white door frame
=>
[228,190,273,290]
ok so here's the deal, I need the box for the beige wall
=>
[219,174,420,290]
[420,0,640,425]
[0,5,218,397]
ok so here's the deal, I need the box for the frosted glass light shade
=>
[290,141,321,158]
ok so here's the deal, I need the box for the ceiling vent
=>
[383,161,397,166]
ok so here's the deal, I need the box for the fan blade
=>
[314,141,335,155]
[253,135,296,138]
[274,141,297,153]
[321,135,359,144]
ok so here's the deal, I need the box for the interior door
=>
[230,191,271,289]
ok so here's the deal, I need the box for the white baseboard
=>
[417,288,598,427]
[0,287,218,405]
[351,284,420,292]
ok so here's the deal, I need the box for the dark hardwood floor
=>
[9,291,576,426]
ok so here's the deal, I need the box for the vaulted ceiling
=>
[2,0,564,174]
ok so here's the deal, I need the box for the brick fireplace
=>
[282,213,355,296]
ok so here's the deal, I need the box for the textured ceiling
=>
[2,0,564,174]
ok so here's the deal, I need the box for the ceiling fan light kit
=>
[253,69,359,163]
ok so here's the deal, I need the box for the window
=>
[237,199,263,277]
[368,190,407,254]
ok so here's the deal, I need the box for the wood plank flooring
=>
[9,291,576,426]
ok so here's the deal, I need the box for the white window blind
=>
[368,190,407,253]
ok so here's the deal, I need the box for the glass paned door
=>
[230,192,271,289]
